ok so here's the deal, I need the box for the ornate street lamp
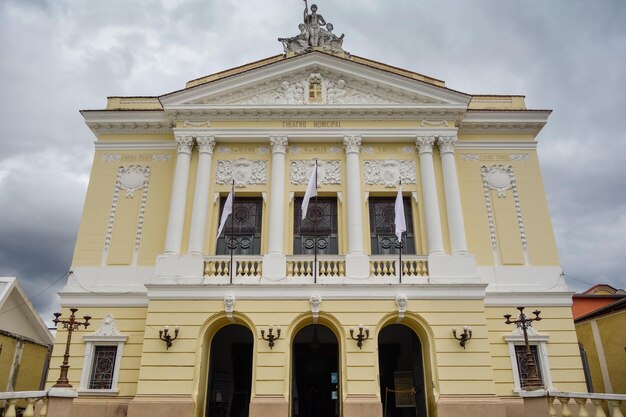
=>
[504,306,543,390]
[52,308,91,388]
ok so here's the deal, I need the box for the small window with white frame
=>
[504,326,552,393]
[79,314,128,394]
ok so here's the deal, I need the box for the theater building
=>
[48,5,587,417]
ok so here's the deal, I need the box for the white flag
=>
[301,165,318,220]
[395,186,406,241]
[217,190,234,239]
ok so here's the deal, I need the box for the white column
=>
[187,135,216,255]
[267,136,288,255]
[437,135,468,255]
[416,136,444,255]
[344,136,365,255]
[163,135,194,254]
[343,136,369,279]
[263,136,288,279]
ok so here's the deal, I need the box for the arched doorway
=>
[292,324,340,417]
[206,324,253,417]
[378,324,427,417]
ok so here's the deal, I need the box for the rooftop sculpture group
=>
[279,1,347,55]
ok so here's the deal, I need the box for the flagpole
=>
[230,180,234,284]
[313,159,318,284]
[399,179,403,284]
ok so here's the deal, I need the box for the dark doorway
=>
[206,325,253,417]
[292,325,340,417]
[378,325,427,417]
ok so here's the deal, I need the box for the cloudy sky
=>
[1,0,625,323]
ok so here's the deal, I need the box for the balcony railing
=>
[203,255,428,281]
[522,390,626,417]
[287,256,346,278]
[204,256,263,278]
[369,255,428,278]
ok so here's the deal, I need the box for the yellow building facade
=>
[48,20,587,417]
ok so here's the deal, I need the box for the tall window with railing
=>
[294,197,338,255]
[216,197,263,255]
[368,197,415,255]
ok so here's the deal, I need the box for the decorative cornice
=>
[196,136,216,154]
[174,135,194,154]
[270,136,289,154]
[343,135,362,154]
[416,136,436,154]
[437,135,457,154]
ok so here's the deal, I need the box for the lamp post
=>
[504,306,543,390]
[52,308,91,388]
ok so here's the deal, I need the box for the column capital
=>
[343,135,362,154]
[437,135,458,154]
[196,135,216,154]
[174,135,194,155]
[416,136,436,154]
[270,136,288,154]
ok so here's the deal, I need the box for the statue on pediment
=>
[278,1,348,55]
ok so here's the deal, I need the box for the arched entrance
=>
[378,324,427,417]
[292,324,340,417]
[205,324,253,417]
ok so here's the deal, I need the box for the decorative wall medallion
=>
[119,165,150,198]
[396,294,408,320]
[363,159,416,187]
[510,154,530,162]
[152,154,171,162]
[290,160,341,186]
[461,154,481,161]
[224,294,236,319]
[216,159,268,187]
[93,314,121,336]
[258,146,269,154]
[362,146,374,154]
[102,154,121,162]
[289,146,302,154]
[402,146,413,154]
[483,165,512,197]
[310,295,322,319]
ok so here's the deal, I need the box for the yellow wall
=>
[0,334,49,391]
[576,310,626,394]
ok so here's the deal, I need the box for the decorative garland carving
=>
[102,154,121,162]
[104,165,151,261]
[152,154,171,162]
[92,314,121,337]
[290,160,341,185]
[216,158,268,187]
[363,159,416,187]
[461,154,481,161]
[510,154,530,162]
[481,165,529,257]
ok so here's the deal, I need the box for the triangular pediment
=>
[160,52,471,109]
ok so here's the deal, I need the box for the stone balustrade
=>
[370,255,429,278]
[287,256,346,278]
[522,390,626,417]
[204,256,263,278]
[0,389,77,417]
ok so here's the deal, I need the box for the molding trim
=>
[484,292,574,307]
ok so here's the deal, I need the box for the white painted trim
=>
[160,52,471,107]
[590,319,613,393]
[484,292,573,307]
[59,292,149,307]
[94,141,176,150]
[456,141,538,150]
[144,283,487,300]
[504,331,553,393]
[79,334,128,393]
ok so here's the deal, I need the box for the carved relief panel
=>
[290,160,342,186]
[216,158,268,187]
[363,159,416,187]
